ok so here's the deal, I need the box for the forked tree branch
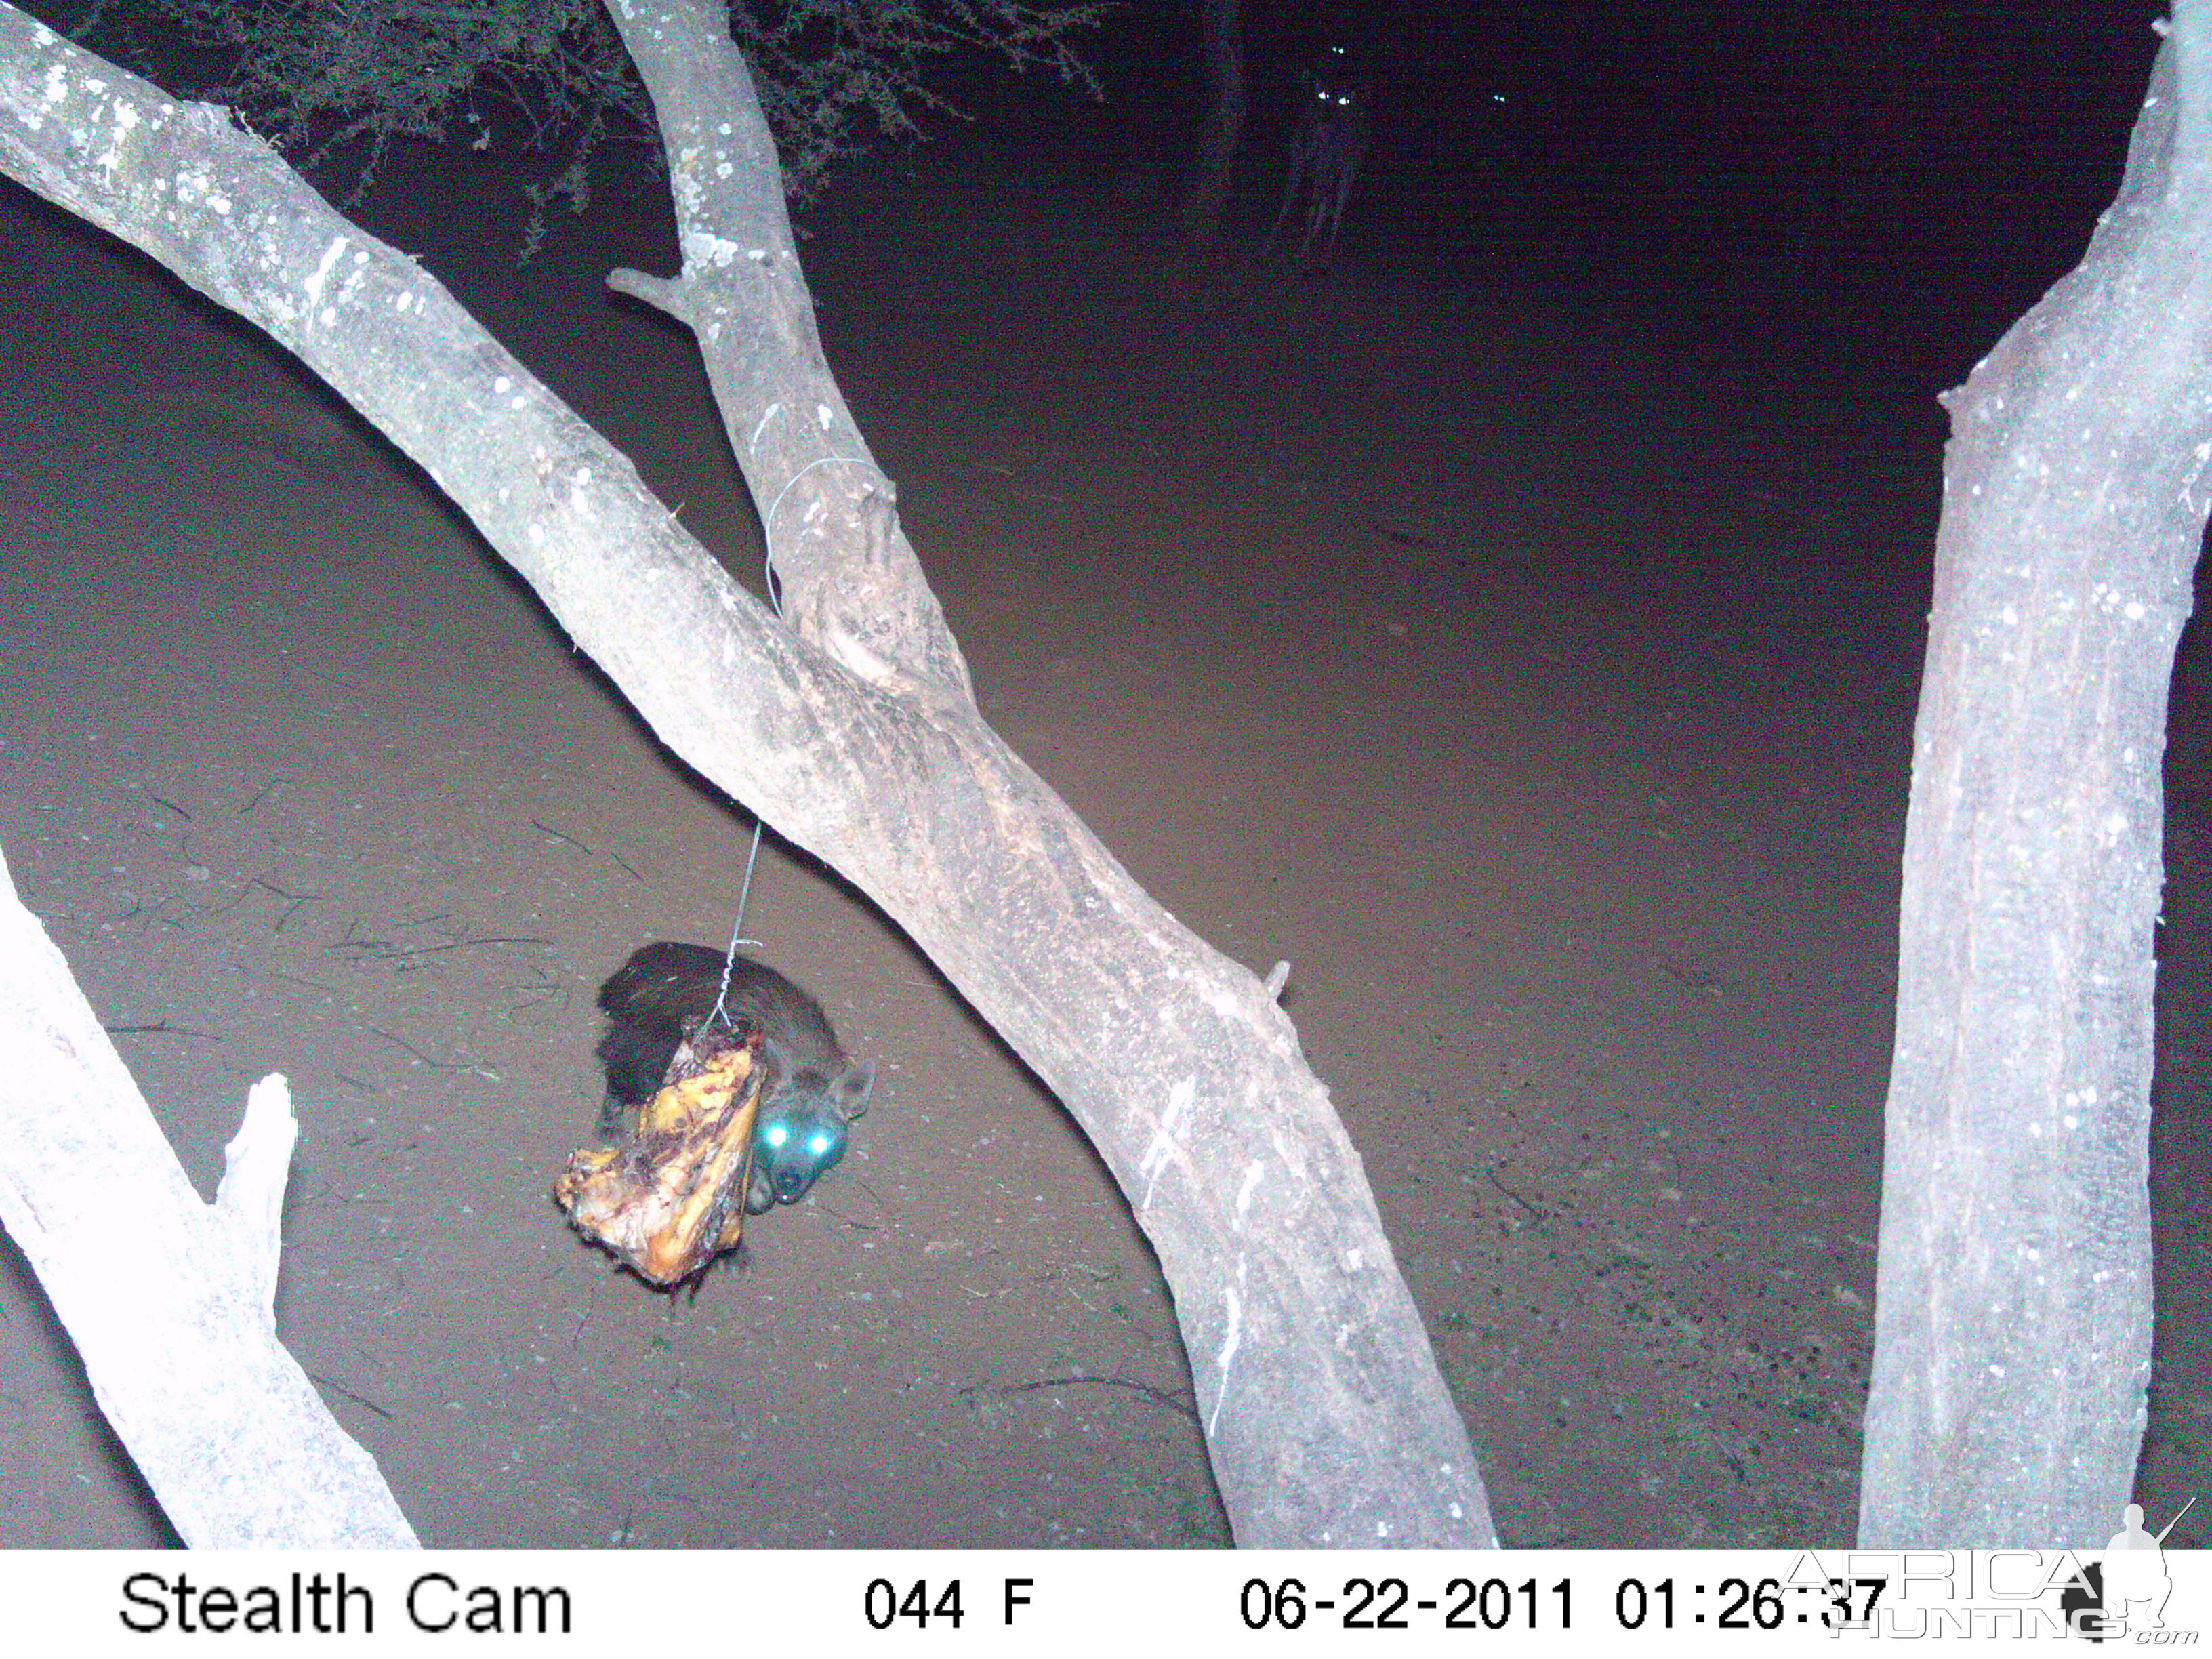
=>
[0,848,417,1547]
[0,0,1494,1546]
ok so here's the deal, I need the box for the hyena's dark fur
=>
[594,943,874,1214]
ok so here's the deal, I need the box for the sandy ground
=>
[0,94,2204,1550]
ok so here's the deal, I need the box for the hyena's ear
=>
[834,1060,875,1121]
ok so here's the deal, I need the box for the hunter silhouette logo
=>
[2058,1496,2197,1639]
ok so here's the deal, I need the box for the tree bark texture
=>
[0,850,419,1547]
[1859,7,2212,1547]
[0,0,1496,1547]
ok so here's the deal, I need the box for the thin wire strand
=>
[761,452,887,603]
[710,823,764,1027]
[714,453,886,1019]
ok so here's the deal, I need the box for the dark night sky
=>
[35,0,2181,352]
[1040,1,2173,350]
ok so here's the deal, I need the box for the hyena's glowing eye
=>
[763,1123,790,1149]
[806,1132,836,1158]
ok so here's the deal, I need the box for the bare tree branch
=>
[0,0,1496,1545]
[0,848,418,1547]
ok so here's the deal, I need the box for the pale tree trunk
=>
[0,849,418,1547]
[1178,0,1244,248]
[1859,6,2212,1546]
[0,0,1494,1547]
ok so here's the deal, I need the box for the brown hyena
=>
[594,942,874,1215]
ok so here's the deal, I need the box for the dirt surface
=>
[0,100,2205,1551]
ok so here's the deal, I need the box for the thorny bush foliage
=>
[73,0,1103,247]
